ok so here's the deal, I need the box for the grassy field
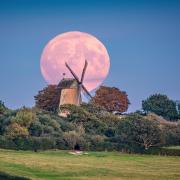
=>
[0,149,180,180]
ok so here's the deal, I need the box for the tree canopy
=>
[0,101,8,115]
[91,86,129,113]
[0,101,179,153]
[142,94,179,121]
[34,85,60,112]
[117,114,164,150]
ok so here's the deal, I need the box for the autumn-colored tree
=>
[34,85,60,112]
[91,86,129,113]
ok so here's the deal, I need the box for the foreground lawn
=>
[0,149,180,180]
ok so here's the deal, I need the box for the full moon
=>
[40,31,110,91]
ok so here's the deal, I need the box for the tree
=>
[0,101,8,115]
[34,85,60,112]
[5,122,29,138]
[176,101,180,117]
[142,94,178,121]
[11,108,36,128]
[117,114,164,150]
[91,86,129,113]
[60,104,108,135]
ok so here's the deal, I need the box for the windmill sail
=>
[65,60,92,102]
[81,60,88,83]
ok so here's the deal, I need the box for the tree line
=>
[0,85,180,154]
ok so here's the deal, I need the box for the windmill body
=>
[58,60,92,116]
[58,78,81,106]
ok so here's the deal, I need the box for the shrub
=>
[88,135,105,151]
[0,136,17,149]
[29,121,43,136]
[145,146,180,156]
[116,114,164,150]
[163,123,180,146]
[30,137,56,151]
[5,123,29,138]
[63,131,81,150]
[11,108,36,127]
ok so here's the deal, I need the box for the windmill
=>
[58,60,92,115]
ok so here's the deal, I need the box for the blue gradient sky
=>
[0,0,180,112]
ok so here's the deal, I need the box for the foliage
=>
[30,137,56,151]
[5,123,29,138]
[34,85,60,112]
[29,120,43,136]
[91,86,130,113]
[88,134,106,151]
[162,122,180,146]
[3,108,36,138]
[11,108,36,127]
[177,101,180,116]
[116,114,164,150]
[142,94,178,121]
[0,99,179,153]
[63,131,81,149]
[60,104,108,135]
[0,101,9,115]
[144,146,180,156]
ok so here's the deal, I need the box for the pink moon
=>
[40,31,110,91]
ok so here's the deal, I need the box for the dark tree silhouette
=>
[91,86,130,113]
[142,94,178,121]
[0,101,8,115]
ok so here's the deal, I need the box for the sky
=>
[0,0,180,112]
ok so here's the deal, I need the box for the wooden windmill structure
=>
[58,60,92,115]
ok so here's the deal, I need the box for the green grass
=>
[0,149,180,180]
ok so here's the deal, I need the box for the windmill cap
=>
[58,78,79,89]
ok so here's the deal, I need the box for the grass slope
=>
[0,149,180,180]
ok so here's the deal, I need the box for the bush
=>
[116,114,164,150]
[11,108,36,127]
[163,123,180,146]
[0,101,179,153]
[145,146,180,156]
[0,136,17,149]
[63,130,84,150]
[29,121,43,136]
[88,135,105,151]
[5,123,29,138]
[55,138,67,150]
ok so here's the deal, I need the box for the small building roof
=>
[58,78,78,89]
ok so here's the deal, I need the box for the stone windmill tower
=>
[58,60,92,115]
